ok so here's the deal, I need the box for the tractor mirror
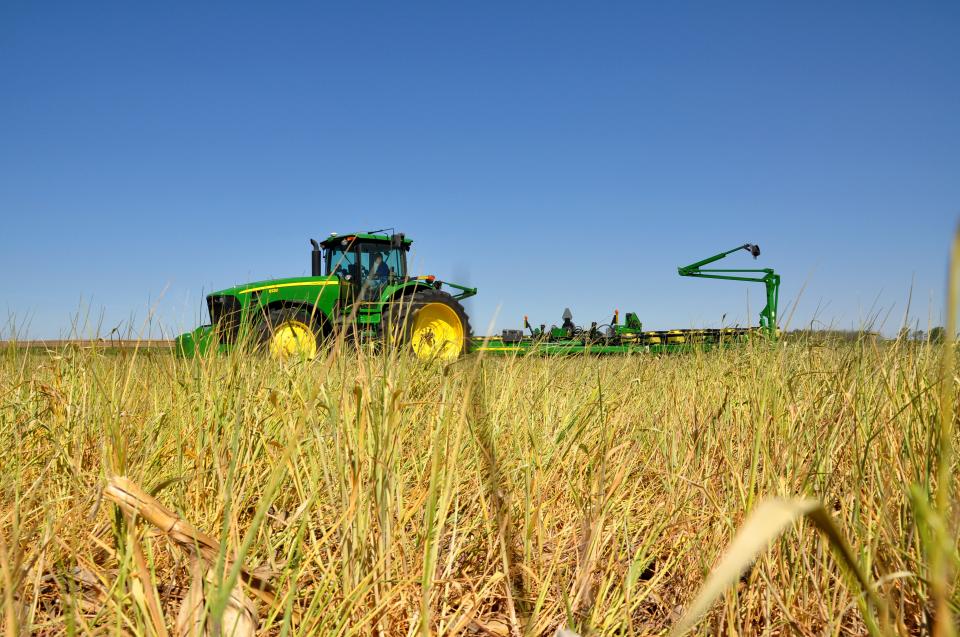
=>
[747,244,760,258]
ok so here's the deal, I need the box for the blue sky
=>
[1,2,957,338]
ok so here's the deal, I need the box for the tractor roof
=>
[320,231,412,247]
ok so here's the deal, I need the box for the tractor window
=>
[326,244,359,280]
[357,244,406,280]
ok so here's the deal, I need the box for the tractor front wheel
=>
[259,307,323,360]
[387,289,472,361]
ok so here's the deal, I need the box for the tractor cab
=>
[318,232,411,297]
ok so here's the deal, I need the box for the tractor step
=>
[332,311,382,327]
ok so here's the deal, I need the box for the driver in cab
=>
[370,252,391,285]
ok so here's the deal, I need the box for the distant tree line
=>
[783,329,880,343]
[783,326,947,343]
[896,326,946,343]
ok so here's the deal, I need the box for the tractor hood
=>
[209,275,339,298]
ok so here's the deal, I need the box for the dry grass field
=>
[0,329,956,636]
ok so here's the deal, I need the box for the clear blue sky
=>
[2,2,957,339]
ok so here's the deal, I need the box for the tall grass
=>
[0,323,955,635]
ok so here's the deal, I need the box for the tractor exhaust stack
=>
[310,239,322,276]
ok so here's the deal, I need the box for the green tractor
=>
[175,231,476,360]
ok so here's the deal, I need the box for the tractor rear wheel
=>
[387,289,472,361]
[258,307,324,360]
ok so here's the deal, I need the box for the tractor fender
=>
[252,298,332,335]
[379,280,437,311]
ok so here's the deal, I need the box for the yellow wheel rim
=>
[410,303,464,361]
[268,320,317,360]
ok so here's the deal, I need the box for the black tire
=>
[386,288,473,360]
[256,305,327,358]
